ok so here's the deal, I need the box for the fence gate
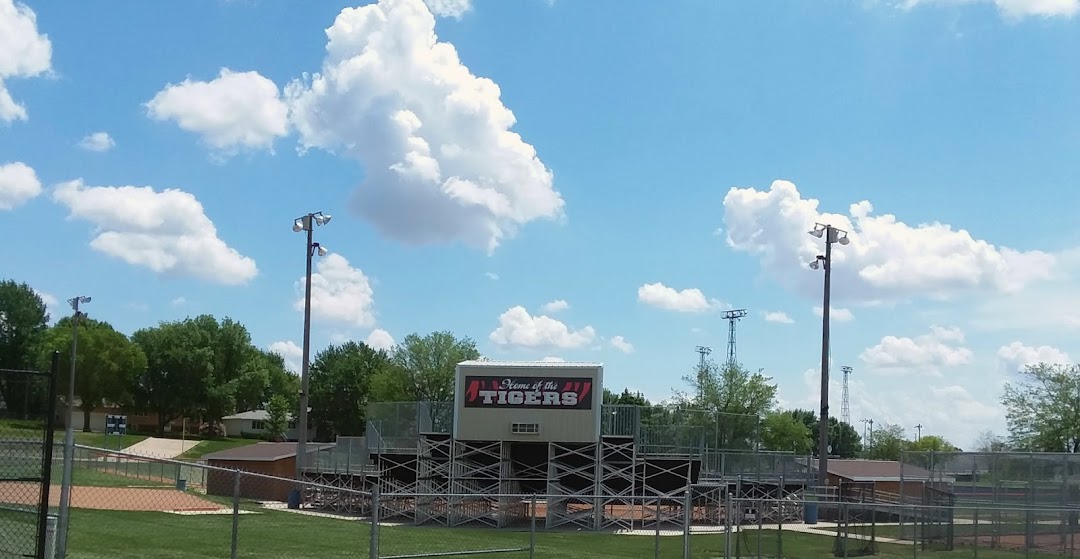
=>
[0,359,59,559]
[920,484,955,551]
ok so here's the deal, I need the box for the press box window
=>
[511,422,541,435]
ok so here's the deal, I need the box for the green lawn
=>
[179,437,259,460]
[61,508,1066,559]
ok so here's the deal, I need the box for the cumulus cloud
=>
[295,253,376,327]
[269,340,302,373]
[77,132,115,152]
[899,0,1079,19]
[0,0,51,122]
[146,68,289,155]
[996,342,1071,373]
[763,311,794,324]
[0,161,41,209]
[722,180,1055,305]
[792,367,1002,449]
[540,299,569,313]
[489,306,595,349]
[540,356,565,362]
[365,328,396,351]
[484,272,499,281]
[285,0,564,252]
[610,335,634,354]
[637,282,724,313]
[812,306,855,322]
[859,325,973,375]
[423,0,472,18]
[52,179,258,285]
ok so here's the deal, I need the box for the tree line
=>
[0,279,479,441]
[9,277,1072,454]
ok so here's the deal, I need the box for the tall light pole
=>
[915,423,923,443]
[861,418,874,454]
[56,295,90,559]
[808,223,849,488]
[292,211,331,494]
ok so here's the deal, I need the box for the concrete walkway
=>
[122,437,199,459]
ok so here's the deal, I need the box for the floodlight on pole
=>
[291,211,331,507]
[807,222,849,490]
[55,295,91,559]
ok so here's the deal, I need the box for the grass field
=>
[60,506,1071,559]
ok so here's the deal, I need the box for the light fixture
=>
[314,213,332,226]
[838,235,850,246]
[316,244,328,257]
[293,220,304,232]
[808,227,824,238]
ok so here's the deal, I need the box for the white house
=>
[221,409,309,441]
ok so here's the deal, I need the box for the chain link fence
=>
[50,443,1080,558]
[0,362,58,559]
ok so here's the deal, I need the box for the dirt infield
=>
[0,482,224,512]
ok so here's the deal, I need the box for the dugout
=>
[204,442,332,502]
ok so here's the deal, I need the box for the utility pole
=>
[694,346,711,401]
[915,424,923,443]
[808,223,850,487]
[56,295,91,559]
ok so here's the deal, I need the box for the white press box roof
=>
[458,360,604,368]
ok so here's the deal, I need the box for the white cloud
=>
[285,0,564,253]
[540,356,565,362]
[763,311,794,324]
[0,161,41,209]
[996,342,1071,374]
[171,296,186,307]
[637,282,724,313]
[52,179,258,285]
[812,305,855,322]
[791,367,1002,450]
[484,272,499,281]
[295,253,376,327]
[489,306,595,349]
[610,335,634,354]
[365,328,396,351]
[146,68,288,155]
[540,299,569,313]
[0,0,51,122]
[899,0,1079,20]
[32,288,56,319]
[423,0,472,18]
[77,132,115,152]
[722,180,1055,305]
[269,340,303,373]
[859,325,973,375]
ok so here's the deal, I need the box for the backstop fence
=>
[0,357,59,559]
[901,450,1080,553]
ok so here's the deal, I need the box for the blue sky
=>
[2,0,1079,449]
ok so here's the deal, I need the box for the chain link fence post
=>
[683,489,691,559]
[230,469,241,559]
[725,489,733,559]
[529,494,537,559]
[370,486,380,559]
[653,497,661,559]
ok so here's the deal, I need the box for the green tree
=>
[309,341,393,439]
[235,348,298,412]
[130,320,214,436]
[264,394,291,442]
[761,411,813,453]
[787,409,863,458]
[868,422,910,461]
[371,331,480,403]
[908,435,958,453]
[40,316,147,431]
[604,388,650,406]
[675,360,777,449]
[1002,363,1080,452]
[0,280,50,416]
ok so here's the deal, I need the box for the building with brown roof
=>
[814,459,955,502]
[203,442,333,502]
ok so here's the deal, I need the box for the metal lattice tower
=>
[840,365,852,427]
[722,309,748,364]
[695,346,712,368]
